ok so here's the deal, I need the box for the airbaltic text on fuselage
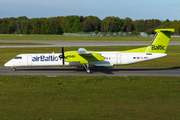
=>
[32,55,59,62]
[151,45,165,50]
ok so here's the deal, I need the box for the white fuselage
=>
[4,52,166,68]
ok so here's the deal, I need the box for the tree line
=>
[0,16,180,35]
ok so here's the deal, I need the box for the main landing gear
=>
[82,64,91,73]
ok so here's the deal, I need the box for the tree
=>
[94,30,99,35]
[144,20,148,32]
[29,18,40,34]
[125,17,133,32]
[81,18,92,32]
[154,19,161,28]
[9,20,16,33]
[0,15,178,34]
[131,31,140,36]
[48,18,57,34]
[157,20,173,29]
[87,16,101,31]
[0,18,15,34]
[17,16,28,21]
[44,18,51,34]
[72,19,81,32]
[60,17,69,33]
[144,19,162,34]
[39,18,46,34]
[0,19,7,33]
[166,22,180,35]
[134,19,145,32]
[20,20,30,34]
[146,28,154,36]
[66,15,80,32]
[101,16,124,32]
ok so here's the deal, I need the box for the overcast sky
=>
[0,0,180,20]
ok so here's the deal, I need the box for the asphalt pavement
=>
[1,67,180,77]
[1,41,180,48]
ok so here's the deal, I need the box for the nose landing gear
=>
[12,67,16,72]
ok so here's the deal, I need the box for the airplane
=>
[4,29,174,73]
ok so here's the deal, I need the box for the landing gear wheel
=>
[86,69,91,74]
[12,68,16,72]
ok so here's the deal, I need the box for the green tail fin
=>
[145,29,174,53]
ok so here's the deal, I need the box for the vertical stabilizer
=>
[146,29,174,53]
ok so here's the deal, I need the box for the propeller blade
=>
[62,47,65,66]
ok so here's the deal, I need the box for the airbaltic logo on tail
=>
[151,45,165,50]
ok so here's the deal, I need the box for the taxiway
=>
[1,67,180,77]
[1,41,180,48]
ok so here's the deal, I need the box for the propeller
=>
[59,47,65,66]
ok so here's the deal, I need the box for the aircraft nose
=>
[4,61,12,67]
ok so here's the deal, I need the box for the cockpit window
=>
[14,56,22,59]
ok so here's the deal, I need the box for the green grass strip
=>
[1,75,180,119]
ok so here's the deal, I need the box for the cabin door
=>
[116,54,121,64]
[27,56,32,66]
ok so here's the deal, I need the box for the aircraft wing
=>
[64,48,105,64]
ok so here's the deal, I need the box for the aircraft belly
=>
[68,61,113,66]
[69,62,81,66]
[88,61,111,66]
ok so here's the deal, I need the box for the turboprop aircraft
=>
[4,29,174,73]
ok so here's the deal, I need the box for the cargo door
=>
[116,54,121,64]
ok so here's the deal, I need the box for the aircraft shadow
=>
[15,67,179,75]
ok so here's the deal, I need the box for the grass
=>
[0,34,180,41]
[1,75,180,119]
[1,45,180,67]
